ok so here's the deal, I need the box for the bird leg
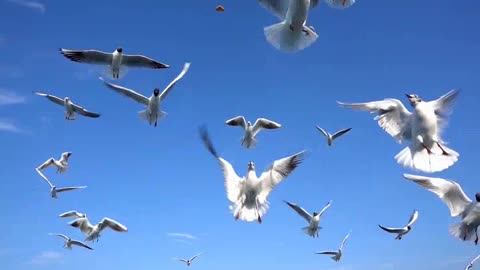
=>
[421,143,432,154]
[475,227,478,245]
[436,142,450,156]
[289,25,294,32]
[255,201,262,224]
[343,0,347,6]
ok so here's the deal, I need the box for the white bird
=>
[465,254,480,270]
[174,253,203,267]
[315,126,351,146]
[36,152,72,174]
[199,126,305,223]
[49,233,93,250]
[99,62,190,127]
[378,210,419,240]
[324,0,355,9]
[36,171,86,199]
[69,217,128,242]
[59,210,87,219]
[259,0,320,53]
[34,92,100,120]
[337,89,460,173]
[60,47,170,80]
[225,116,282,149]
[316,232,351,262]
[404,174,480,245]
[284,200,332,237]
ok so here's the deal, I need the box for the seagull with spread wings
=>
[36,171,86,199]
[199,126,305,223]
[34,92,100,120]
[378,210,419,240]
[174,253,203,267]
[315,126,351,146]
[284,200,332,238]
[316,232,351,262]
[59,210,87,219]
[49,233,93,250]
[36,152,72,174]
[225,116,281,149]
[69,216,128,242]
[338,89,460,173]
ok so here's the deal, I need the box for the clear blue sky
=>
[1,0,480,269]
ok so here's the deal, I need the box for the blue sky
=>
[0,0,480,269]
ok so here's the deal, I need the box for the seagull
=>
[378,210,419,240]
[465,254,480,270]
[199,125,305,223]
[59,47,170,79]
[69,217,128,242]
[259,0,320,53]
[316,232,351,262]
[404,174,480,245]
[36,171,86,199]
[49,233,93,250]
[315,126,351,146]
[337,89,460,173]
[99,62,190,127]
[324,0,355,9]
[34,92,100,120]
[225,116,282,149]
[36,152,72,174]
[174,253,203,267]
[284,200,332,237]
[59,210,87,219]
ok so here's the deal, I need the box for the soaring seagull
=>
[34,92,100,120]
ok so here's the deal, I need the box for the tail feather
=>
[138,110,150,122]
[264,22,318,53]
[230,201,269,222]
[302,226,320,237]
[395,143,459,173]
[449,222,476,242]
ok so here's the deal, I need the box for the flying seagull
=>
[378,210,419,240]
[324,0,356,9]
[404,174,480,245]
[199,125,305,223]
[284,200,332,237]
[49,233,93,250]
[99,62,190,127]
[34,92,100,120]
[59,47,170,79]
[337,89,460,173]
[315,126,351,146]
[225,116,282,149]
[174,253,203,266]
[36,171,86,199]
[36,152,72,174]
[259,0,320,53]
[316,232,351,262]
[69,216,128,242]
[465,254,480,270]
[59,210,87,219]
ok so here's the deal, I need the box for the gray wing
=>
[56,186,87,193]
[58,211,84,218]
[427,89,460,132]
[252,118,282,136]
[70,240,93,250]
[176,258,189,264]
[406,210,419,227]
[189,253,202,262]
[60,48,112,65]
[121,54,170,69]
[34,92,65,107]
[258,0,289,20]
[316,251,338,255]
[49,233,69,241]
[331,128,352,140]
[378,224,403,234]
[71,102,101,118]
[69,218,92,235]
[99,77,150,105]
[225,116,247,130]
[36,169,54,188]
[340,232,350,251]
[98,218,128,232]
[315,125,329,138]
[284,200,312,223]
[159,62,191,101]
[318,200,332,216]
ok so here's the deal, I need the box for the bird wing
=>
[257,151,306,204]
[340,232,350,251]
[405,210,419,227]
[176,258,189,264]
[252,118,282,136]
[378,224,403,233]
[69,218,92,235]
[70,240,93,250]
[225,116,247,130]
[98,217,128,232]
[318,200,332,217]
[34,92,65,107]
[59,48,112,64]
[36,169,54,188]
[49,233,69,241]
[99,77,150,105]
[71,102,101,118]
[315,126,329,138]
[337,99,413,144]
[427,89,460,133]
[56,186,87,192]
[284,200,312,223]
[159,62,190,101]
[121,54,170,69]
[316,251,338,255]
[258,0,289,20]
[331,128,352,140]
[403,174,472,217]
[471,254,480,265]
[189,253,201,262]
[58,211,83,218]
[310,0,320,8]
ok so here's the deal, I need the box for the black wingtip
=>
[198,125,219,159]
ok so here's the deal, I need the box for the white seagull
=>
[259,0,320,53]
[316,232,351,262]
[404,174,480,245]
[225,116,282,149]
[315,126,351,146]
[324,0,355,9]
[34,92,100,120]
[60,47,170,79]
[378,210,419,240]
[174,253,203,267]
[49,233,93,250]
[36,172,86,199]
[337,89,460,173]
[59,210,87,219]
[284,200,332,237]
[36,152,72,174]
[99,62,190,127]
[69,217,128,242]
[199,126,305,223]
[465,254,480,270]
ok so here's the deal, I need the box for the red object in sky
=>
[216,5,225,12]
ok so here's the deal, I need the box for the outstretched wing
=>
[427,89,460,133]
[315,126,329,138]
[159,62,191,101]
[56,186,87,193]
[337,99,412,144]
[284,200,312,223]
[258,0,289,20]
[58,211,84,218]
[71,102,101,118]
[60,48,112,65]
[99,77,150,105]
[378,224,403,234]
[34,92,65,107]
[405,210,419,227]
[471,254,480,265]
[225,116,247,130]
[332,128,352,140]
[49,233,69,241]
[98,217,128,232]
[71,240,93,250]
[316,251,338,255]
[122,54,170,69]
[340,232,350,251]
[318,200,332,216]
[252,118,282,136]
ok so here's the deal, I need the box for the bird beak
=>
[405,94,413,99]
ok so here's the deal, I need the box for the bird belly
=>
[286,0,309,30]
[412,107,437,146]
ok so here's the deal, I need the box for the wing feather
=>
[284,200,312,223]
[121,54,170,69]
[99,77,150,105]
[159,62,190,101]
[60,48,112,64]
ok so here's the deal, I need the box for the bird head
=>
[64,97,70,102]
[116,47,123,53]
[62,152,72,159]
[475,193,480,202]
[247,121,252,126]
[313,211,319,216]
[405,94,422,107]
[247,161,255,171]
[407,225,412,230]
[153,88,160,96]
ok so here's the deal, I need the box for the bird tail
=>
[302,226,320,237]
[241,137,256,149]
[230,201,269,222]
[138,110,150,123]
[264,21,318,53]
[101,65,128,80]
[449,222,476,242]
[394,142,459,173]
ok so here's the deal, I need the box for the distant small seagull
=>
[465,254,480,270]
[404,174,480,245]
[284,200,332,238]
[378,210,419,240]
[69,216,128,242]
[36,171,86,199]
[338,89,460,173]
[49,233,93,250]
[99,62,190,127]
[316,232,351,262]
[225,116,281,149]
[59,47,170,79]
[315,126,351,146]
[34,92,100,120]
[174,253,203,266]
[36,152,72,174]
[259,0,320,52]
[200,126,305,223]
[324,0,355,9]
[59,210,87,219]
[215,5,225,12]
